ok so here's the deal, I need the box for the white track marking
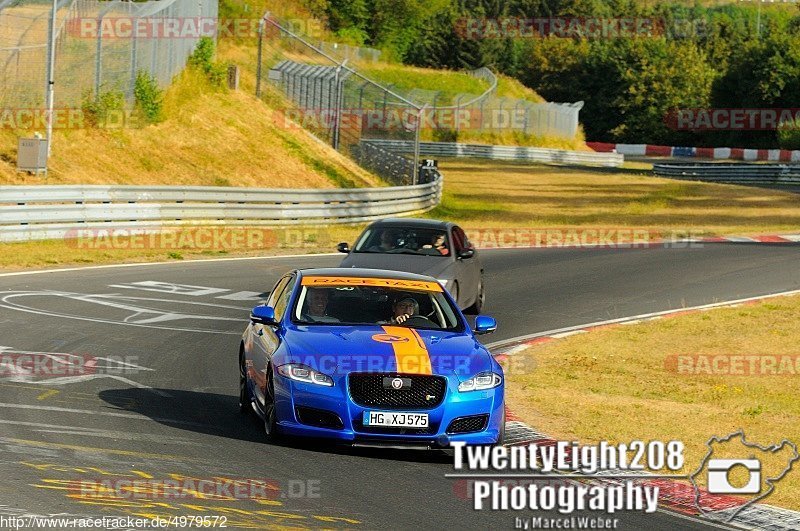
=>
[4,374,171,397]
[0,347,166,394]
[0,419,200,445]
[0,402,215,428]
[216,291,266,301]
[0,291,243,334]
[487,288,800,352]
[109,281,230,297]
[0,252,340,278]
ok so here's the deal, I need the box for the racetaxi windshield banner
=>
[301,276,443,292]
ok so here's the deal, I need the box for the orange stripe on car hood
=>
[381,326,433,375]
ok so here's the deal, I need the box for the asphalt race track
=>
[0,243,798,529]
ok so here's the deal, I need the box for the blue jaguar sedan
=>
[238,268,503,449]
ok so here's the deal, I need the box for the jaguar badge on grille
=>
[383,376,411,390]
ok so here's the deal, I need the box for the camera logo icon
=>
[690,430,800,522]
[707,458,761,494]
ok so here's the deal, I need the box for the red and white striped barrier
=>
[587,142,800,162]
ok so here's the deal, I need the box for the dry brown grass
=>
[0,225,363,271]
[429,159,800,235]
[505,295,800,511]
[0,63,378,188]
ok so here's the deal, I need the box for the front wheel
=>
[238,349,250,414]
[451,281,460,309]
[495,407,506,446]
[465,277,485,315]
[263,365,280,442]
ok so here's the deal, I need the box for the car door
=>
[250,274,295,403]
[451,226,480,306]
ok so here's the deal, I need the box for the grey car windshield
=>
[293,286,462,330]
[352,227,451,256]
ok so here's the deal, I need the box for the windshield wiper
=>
[387,249,425,256]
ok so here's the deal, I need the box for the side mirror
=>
[251,305,278,326]
[473,315,497,335]
[458,249,475,259]
[337,242,350,253]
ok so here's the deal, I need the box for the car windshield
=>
[352,227,450,256]
[292,279,462,330]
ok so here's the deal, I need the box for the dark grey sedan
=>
[337,218,485,313]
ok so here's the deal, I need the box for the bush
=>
[432,128,458,142]
[778,119,800,150]
[189,37,227,87]
[81,88,126,128]
[133,71,164,124]
[189,37,215,71]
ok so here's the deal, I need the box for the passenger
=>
[422,233,449,255]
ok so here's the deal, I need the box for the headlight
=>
[277,364,333,387]
[458,371,502,392]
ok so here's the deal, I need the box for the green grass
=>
[357,64,490,104]
[427,158,800,234]
[357,64,544,106]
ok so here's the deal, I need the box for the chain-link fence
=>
[314,40,381,63]
[255,12,584,183]
[257,13,426,185]
[0,0,216,110]
[0,0,53,108]
[457,97,583,138]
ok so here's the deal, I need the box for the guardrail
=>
[364,140,623,167]
[0,179,442,242]
[653,163,800,185]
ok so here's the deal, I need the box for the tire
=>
[263,365,280,441]
[465,276,485,315]
[495,407,506,446]
[238,347,250,414]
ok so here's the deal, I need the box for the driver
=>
[388,295,419,325]
[368,229,398,252]
[301,289,340,323]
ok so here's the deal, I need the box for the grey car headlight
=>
[458,371,502,392]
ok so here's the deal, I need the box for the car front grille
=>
[446,414,489,434]
[295,406,344,430]
[348,373,447,409]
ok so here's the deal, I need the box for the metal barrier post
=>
[413,105,427,185]
[255,16,265,98]
[94,11,104,98]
